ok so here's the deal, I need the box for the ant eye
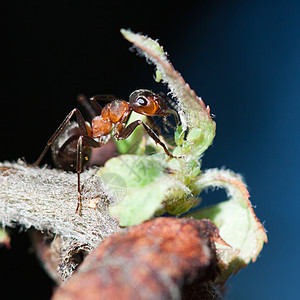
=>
[129,89,159,116]
[137,97,148,106]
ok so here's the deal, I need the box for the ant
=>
[30,89,180,215]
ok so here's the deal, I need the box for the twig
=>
[0,161,121,248]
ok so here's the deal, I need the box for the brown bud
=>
[52,217,220,300]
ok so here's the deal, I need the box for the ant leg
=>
[157,92,179,125]
[146,116,163,136]
[77,94,97,121]
[89,94,117,115]
[91,94,117,102]
[76,135,84,214]
[89,96,103,115]
[146,117,175,149]
[30,108,88,167]
[117,120,175,158]
[75,135,105,215]
[164,109,179,125]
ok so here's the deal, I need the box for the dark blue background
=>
[2,1,299,299]
[182,1,299,299]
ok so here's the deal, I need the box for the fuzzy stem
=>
[0,161,121,248]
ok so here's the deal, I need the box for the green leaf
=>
[0,228,10,248]
[121,29,216,158]
[187,169,268,283]
[97,30,268,283]
[174,125,184,146]
[98,154,174,226]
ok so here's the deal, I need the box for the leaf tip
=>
[120,28,131,39]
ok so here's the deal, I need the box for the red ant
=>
[30,89,179,215]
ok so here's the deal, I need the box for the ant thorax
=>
[92,115,112,137]
[92,100,131,139]
[102,100,130,123]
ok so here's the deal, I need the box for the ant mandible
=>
[30,89,179,215]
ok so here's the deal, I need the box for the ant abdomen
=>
[51,121,91,171]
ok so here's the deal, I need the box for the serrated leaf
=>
[105,30,268,283]
[187,169,268,283]
[121,29,216,158]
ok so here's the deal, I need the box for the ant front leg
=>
[146,116,175,150]
[117,120,175,158]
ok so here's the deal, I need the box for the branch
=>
[52,218,222,300]
[0,161,121,248]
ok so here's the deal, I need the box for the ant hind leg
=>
[30,108,88,167]
[75,135,105,215]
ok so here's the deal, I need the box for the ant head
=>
[129,89,167,116]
